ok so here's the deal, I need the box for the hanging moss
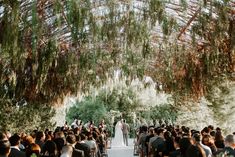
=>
[0,0,234,121]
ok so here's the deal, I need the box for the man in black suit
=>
[8,134,26,157]
[75,134,91,157]
[169,136,181,157]
[66,134,84,157]
[0,139,11,157]
[217,134,235,156]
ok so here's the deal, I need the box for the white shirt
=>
[10,146,20,151]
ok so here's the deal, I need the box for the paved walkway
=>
[107,139,137,157]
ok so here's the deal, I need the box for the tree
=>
[141,103,178,125]
[66,96,107,125]
[149,0,235,101]
[0,99,55,133]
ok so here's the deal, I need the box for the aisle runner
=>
[107,139,135,157]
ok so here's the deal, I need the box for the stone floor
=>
[107,139,138,157]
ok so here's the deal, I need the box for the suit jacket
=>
[122,123,129,134]
[169,149,181,157]
[72,147,84,157]
[215,147,235,156]
[75,142,91,157]
[9,148,26,157]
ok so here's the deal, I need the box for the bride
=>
[112,120,125,147]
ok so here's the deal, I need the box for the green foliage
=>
[66,85,141,128]
[0,0,168,107]
[0,99,55,133]
[150,0,234,100]
[180,0,188,10]
[141,103,178,124]
[98,88,139,113]
[66,96,107,125]
[206,82,235,132]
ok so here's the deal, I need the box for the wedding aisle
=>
[107,138,136,157]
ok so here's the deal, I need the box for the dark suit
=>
[215,147,235,157]
[72,147,84,157]
[75,142,91,157]
[9,148,26,157]
[169,149,181,157]
[122,122,129,146]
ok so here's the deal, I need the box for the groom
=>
[122,119,130,146]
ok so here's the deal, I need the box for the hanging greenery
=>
[0,0,171,109]
[149,0,235,101]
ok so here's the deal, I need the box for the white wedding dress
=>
[112,121,125,147]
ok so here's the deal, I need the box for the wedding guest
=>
[191,133,212,157]
[71,119,79,129]
[8,134,26,157]
[75,134,90,157]
[60,145,73,157]
[98,120,106,131]
[63,121,69,131]
[179,137,192,157]
[0,132,8,141]
[151,128,166,157]
[164,131,175,156]
[202,134,217,154]
[85,132,97,157]
[40,140,58,157]
[148,127,159,157]
[53,138,65,157]
[214,130,225,150]
[219,134,235,156]
[145,127,154,157]
[169,136,181,157]
[0,140,11,157]
[35,131,45,149]
[66,134,84,157]
[138,126,148,157]
[25,143,41,157]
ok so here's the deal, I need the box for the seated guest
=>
[169,136,181,157]
[0,132,8,141]
[214,130,225,150]
[35,131,45,149]
[85,133,97,157]
[40,141,57,157]
[75,134,91,157]
[61,145,73,157]
[8,134,26,157]
[164,131,175,156]
[186,144,206,157]
[0,140,11,157]
[188,134,206,157]
[25,143,41,157]
[192,133,212,157]
[53,138,65,156]
[54,132,65,139]
[66,134,84,157]
[22,136,35,149]
[179,137,192,157]
[202,134,217,154]
[4,131,11,139]
[218,134,235,156]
